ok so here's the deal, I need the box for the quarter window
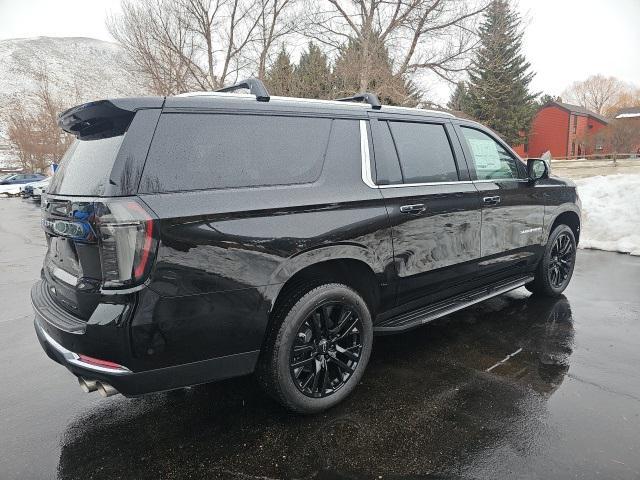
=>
[387,121,459,184]
[460,127,521,180]
[140,114,332,192]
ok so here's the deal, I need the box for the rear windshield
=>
[139,113,332,193]
[47,135,125,196]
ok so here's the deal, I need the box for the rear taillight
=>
[95,200,157,289]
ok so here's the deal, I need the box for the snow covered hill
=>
[0,36,148,166]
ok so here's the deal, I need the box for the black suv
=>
[32,79,580,413]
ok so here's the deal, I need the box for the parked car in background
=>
[0,173,45,185]
[31,178,50,200]
[0,173,46,196]
[22,178,51,199]
[32,79,580,414]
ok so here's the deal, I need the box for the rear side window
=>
[140,114,332,192]
[48,135,125,196]
[388,121,458,184]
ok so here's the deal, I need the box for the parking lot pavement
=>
[1,197,639,480]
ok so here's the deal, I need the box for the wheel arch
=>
[263,244,385,325]
[549,210,581,244]
[545,206,581,244]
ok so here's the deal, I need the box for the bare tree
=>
[606,86,640,117]
[255,0,300,79]
[304,0,487,92]
[107,0,205,94]
[562,75,629,116]
[108,0,298,94]
[607,119,640,154]
[5,68,75,172]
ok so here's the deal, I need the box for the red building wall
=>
[527,105,570,158]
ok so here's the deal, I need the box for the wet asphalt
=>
[1,198,639,480]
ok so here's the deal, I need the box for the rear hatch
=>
[41,99,162,320]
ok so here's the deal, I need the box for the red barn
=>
[513,101,609,158]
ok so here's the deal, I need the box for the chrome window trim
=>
[472,178,529,184]
[360,120,378,188]
[359,119,528,189]
[360,120,529,189]
[378,181,474,188]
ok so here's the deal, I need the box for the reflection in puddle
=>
[58,294,574,480]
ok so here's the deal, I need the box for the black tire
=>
[526,224,577,297]
[258,282,373,414]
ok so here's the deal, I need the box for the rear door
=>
[368,114,482,308]
[454,123,545,281]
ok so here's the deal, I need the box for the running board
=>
[374,275,534,333]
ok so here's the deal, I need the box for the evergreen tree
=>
[295,42,333,99]
[264,47,295,96]
[447,81,469,111]
[333,32,420,107]
[465,0,538,144]
[538,93,562,106]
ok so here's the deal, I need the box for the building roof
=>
[614,107,640,119]
[549,101,609,124]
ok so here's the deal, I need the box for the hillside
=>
[0,36,148,167]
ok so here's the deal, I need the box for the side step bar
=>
[374,275,534,333]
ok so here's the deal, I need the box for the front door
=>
[455,124,545,281]
[368,115,482,309]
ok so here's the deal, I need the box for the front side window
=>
[460,127,521,180]
[387,121,459,184]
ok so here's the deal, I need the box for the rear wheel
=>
[526,225,577,297]
[258,283,373,414]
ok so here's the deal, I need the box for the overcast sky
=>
[0,0,638,101]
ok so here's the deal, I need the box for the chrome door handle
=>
[400,203,426,214]
[483,196,501,206]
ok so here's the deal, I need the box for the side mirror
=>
[527,158,550,182]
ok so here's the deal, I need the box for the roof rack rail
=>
[215,78,270,102]
[336,92,382,110]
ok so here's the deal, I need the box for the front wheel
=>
[258,283,373,414]
[526,225,577,297]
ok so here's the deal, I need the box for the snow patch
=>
[576,174,640,256]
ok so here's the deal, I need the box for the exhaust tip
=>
[78,377,99,393]
[96,382,118,397]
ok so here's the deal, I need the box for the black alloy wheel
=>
[526,224,577,297]
[548,232,575,289]
[289,302,363,398]
[258,282,373,413]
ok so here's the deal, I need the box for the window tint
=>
[460,127,521,180]
[48,134,125,196]
[388,121,458,184]
[371,121,402,185]
[141,114,332,192]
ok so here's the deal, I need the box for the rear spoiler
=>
[58,97,164,140]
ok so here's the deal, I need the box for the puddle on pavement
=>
[55,293,575,479]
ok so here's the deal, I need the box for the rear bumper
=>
[32,280,260,395]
